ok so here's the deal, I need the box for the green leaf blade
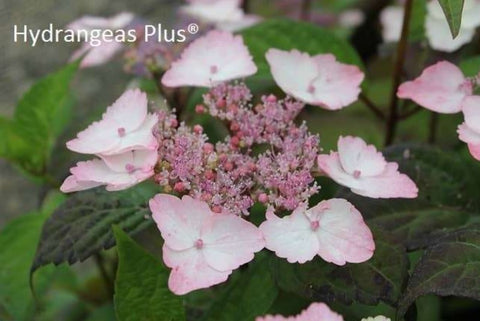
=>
[438,0,465,38]
[201,253,278,321]
[113,226,185,321]
[31,183,158,272]
[397,224,480,318]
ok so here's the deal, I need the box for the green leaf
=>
[337,145,480,249]
[31,182,159,272]
[240,19,364,83]
[460,55,480,77]
[0,193,65,321]
[0,62,78,177]
[270,229,408,307]
[201,253,278,321]
[113,226,185,321]
[397,224,480,318]
[438,0,465,38]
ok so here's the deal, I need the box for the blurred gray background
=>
[0,0,178,226]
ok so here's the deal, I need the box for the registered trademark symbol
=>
[187,23,199,34]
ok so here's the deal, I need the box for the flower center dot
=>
[125,163,135,173]
[310,220,319,231]
[117,127,126,137]
[210,65,218,74]
[353,170,361,178]
[194,239,204,249]
[307,85,315,94]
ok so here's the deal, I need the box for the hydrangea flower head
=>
[259,199,375,265]
[265,49,364,110]
[397,61,473,114]
[161,30,257,88]
[150,194,265,294]
[317,136,418,198]
[458,96,480,161]
[66,89,158,155]
[60,149,158,192]
[256,302,344,321]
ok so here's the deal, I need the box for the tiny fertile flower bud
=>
[230,123,240,133]
[224,162,234,171]
[194,124,203,134]
[205,169,216,180]
[254,104,263,113]
[216,98,226,109]
[229,104,238,113]
[203,142,214,153]
[258,193,268,203]
[174,182,185,192]
[212,205,222,213]
[201,192,212,201]
[230,136,240,147]
[195,104,206,113]
[266,94,277,103]
[170,118,178,128]
[218,153,227,162]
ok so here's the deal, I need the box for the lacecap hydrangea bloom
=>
[161,30,257,88]
[61,89,158,193]
[150,194,264,294]
[397,61,476,114]
[317,136,418,198]
[61,31,419,294]
[266,48,364,110]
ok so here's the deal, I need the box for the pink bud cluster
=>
[152,83,319,215]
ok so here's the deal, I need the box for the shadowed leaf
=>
[397,224,480,318]
[31,183,158,272]
[269,229,408,307]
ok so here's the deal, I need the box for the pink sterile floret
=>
[60,148,158,192]
[317,136,418,199]
[67,12,135,68]
[397,61,473,114]
[161,30,257,88]
[256,302,344,321]
[259,199,375,265]
[458,96,480,161]
[265,48,364,110]
[66,89,158,156]
[149,194,265,295]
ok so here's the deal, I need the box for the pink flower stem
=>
[385,0,414,146]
